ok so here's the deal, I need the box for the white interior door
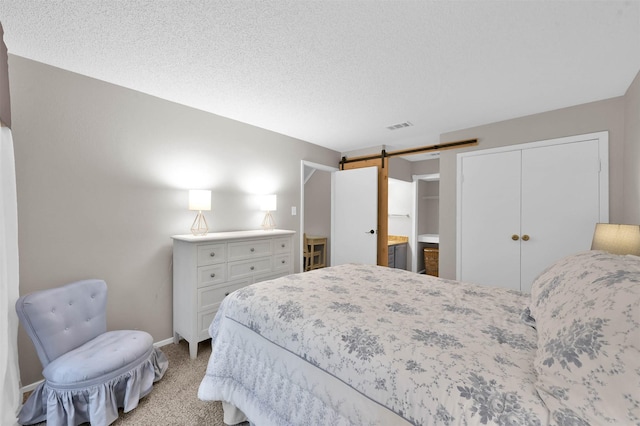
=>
[458,150,522,289]
[331,167,378,265]
[520,139,603,292]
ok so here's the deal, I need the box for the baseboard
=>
[154,337,175,348]
[21,337,176,395]
[21,379,43,394]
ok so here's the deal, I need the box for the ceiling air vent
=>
[386,121,413,131]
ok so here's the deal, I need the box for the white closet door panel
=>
[460,150,522,290]
[520,139,601,292]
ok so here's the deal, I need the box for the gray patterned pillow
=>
[529,250,640,425]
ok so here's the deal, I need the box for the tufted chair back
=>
[16,279,108,367]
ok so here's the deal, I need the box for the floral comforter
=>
[199,264,549,425]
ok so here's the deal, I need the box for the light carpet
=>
[112,339,225,425]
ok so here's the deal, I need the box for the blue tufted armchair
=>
[15,279,168,425]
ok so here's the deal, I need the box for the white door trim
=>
[300,160,338,271]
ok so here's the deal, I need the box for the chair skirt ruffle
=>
[18,347,168,426]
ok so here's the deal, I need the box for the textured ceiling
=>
[0,1,638,155]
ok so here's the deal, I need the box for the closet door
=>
[520,139,602,292]
[459,150,522,290]
[457,132,608,293]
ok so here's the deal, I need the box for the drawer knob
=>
[210,252,215,257]
[210,273,215,278]
[250,248,255,252]
[281,244,285,248]
[281,260,285,264]
[224,292,230,297]
[250,266,255,271]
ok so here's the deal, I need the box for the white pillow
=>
[529,250,640,425]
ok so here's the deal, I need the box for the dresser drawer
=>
[198,279,250,311]
[228,257,272,280]
[273,237,292,253]
[197,243,227,266]
[197,264,227,288]
[273,253,292,271]
[228,239,272,260]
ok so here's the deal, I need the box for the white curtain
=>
[0,125,20,426]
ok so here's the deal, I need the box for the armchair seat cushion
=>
[43,330,154,387]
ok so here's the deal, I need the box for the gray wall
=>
[388,157,412,181]
[304,169,332,264]
[10,55,340,384]
[438,94,632,280]
[411,158,439,177]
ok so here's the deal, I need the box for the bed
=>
[198,250,640,425]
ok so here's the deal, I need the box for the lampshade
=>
[189,190,211,211]
[260,194,277,212]
[591,223,640,256]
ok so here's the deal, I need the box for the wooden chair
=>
[303,233,323,271]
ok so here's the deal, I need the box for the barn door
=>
[331,166,378,265]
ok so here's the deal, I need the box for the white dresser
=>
[172,229,295,358]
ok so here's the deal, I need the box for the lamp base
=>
[261,211,276,231]
[191,211,209,236]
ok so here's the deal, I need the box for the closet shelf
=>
[418,234,439,243]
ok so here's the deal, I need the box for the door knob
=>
[368,230,375,234]
[511,234,519,241]
[522,234,530,241]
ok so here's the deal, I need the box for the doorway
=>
[412,173,440,273]
[300,161,337,271]
[300,153,444,273]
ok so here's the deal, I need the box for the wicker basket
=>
[423,247,439,277]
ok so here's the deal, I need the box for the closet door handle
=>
[522,234,530,241]
[511,234,519,241]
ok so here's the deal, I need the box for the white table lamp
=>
[261,194,277,231]
[189,190,211,236]
[591,223,640,256]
